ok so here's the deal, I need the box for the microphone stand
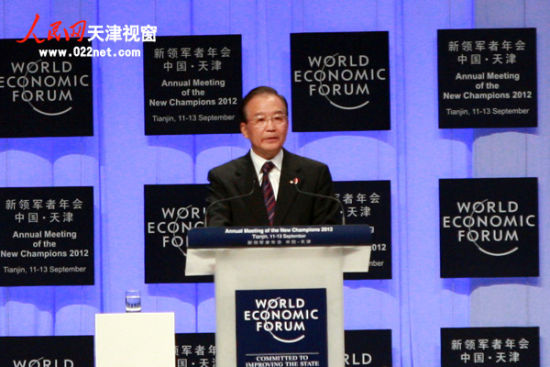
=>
[289,178,346,225]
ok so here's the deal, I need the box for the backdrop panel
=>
[0,1,549,367]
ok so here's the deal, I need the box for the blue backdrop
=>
[1,1,549,366]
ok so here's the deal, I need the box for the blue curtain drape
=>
[1,1,549,366]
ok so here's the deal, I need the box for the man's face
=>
[240,93,289,160]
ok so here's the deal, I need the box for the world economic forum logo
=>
[242,296,321,343]
[4,59,89,117]
[146,204,205,253]
[441,198,536,257]
[440,178,539,278]
[293,53,387,111]
[12,358,75,367]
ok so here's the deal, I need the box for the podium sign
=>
[187,225,371,367]
[236,288,328,367]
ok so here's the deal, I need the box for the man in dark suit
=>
[206,86,340,226]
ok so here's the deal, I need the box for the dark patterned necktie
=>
[261,161,276,225]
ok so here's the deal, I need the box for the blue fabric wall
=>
[1,1,549,366]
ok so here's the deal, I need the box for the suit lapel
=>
[274,150,301,225]
[235,153,269,224]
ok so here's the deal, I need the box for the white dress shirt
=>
[249,149,283,200]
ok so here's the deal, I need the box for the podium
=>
[186,225,371,367]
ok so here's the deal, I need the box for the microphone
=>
[204,179,257,227]
[289,177,346,225]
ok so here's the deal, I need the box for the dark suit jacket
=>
[206,149,340,226]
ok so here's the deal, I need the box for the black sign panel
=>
[291,32,390,131]
[189,225,371,248]
[236,288,327,367]
[144,184,210,283]
[144,35,242,135]
[0,336,94,367]
[334,181,391,280]
[439,178,538,278]
[0,186,94,286]
[175,333,216,367]
[438,28,537,128]
[0,38,93,137]
[441,327,539,366]
[345,330,392,367]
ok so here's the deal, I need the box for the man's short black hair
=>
[240,86,288,122]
